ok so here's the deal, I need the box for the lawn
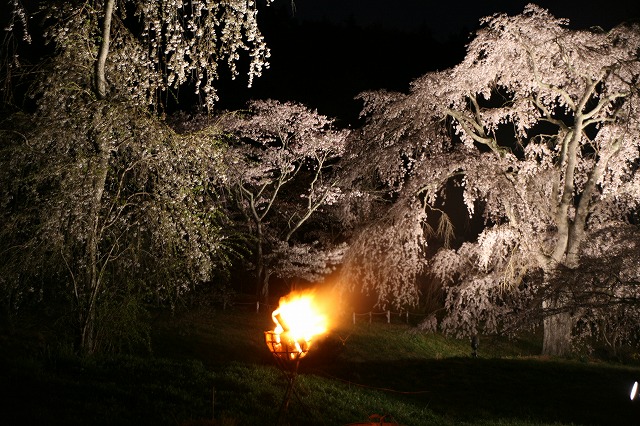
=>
[2,306,640,425]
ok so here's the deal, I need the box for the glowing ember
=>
[265,291,329,361]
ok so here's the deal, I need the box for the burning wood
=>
[264,289,335,424]
[265,291,328,362]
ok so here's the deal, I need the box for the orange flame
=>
[267,290,329,360]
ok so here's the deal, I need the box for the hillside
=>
[2,307,640,425]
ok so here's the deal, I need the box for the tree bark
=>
[255,221,267,303]
[542,299,573,356]
[540,264,575,357]
[79,119,111,355]
[95,0,115,100]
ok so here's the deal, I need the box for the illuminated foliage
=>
[343,5,640,355]
[37,0,273,109]
[0,0,276,353]
[0,101,232,353]
[222,100,348,300]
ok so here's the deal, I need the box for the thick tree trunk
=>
[541,298,573,356]
[542,311,572,356]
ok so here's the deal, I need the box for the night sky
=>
[290,0,640,39]
[216,0,640,123]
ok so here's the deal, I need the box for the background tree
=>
[341,5,640,355]
[0,0,277,353]
[1,103,230,353]
[223,99,348,302]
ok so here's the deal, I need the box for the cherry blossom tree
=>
[223,100,348,302]
[38,0,273,109]
[0,0,277,353]
[342,4,640,355]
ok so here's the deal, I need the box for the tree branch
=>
[95,0,115,100]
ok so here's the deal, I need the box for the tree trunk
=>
[262,270,271,303]
[78,131,110,355]
[255,221,266,303]
[80,301,97,354]
[541,298,573,356]
[95,0,115,99]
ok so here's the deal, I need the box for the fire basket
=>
[264,330,309,368]
[264,291,328,425]
[264,330,309,424]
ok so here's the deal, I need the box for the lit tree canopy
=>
[22,0,273,109]
[223,100,348,300]
[342,4,640,355]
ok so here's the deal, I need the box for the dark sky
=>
[288,0,640,39]
[255,1,640,120]
[223,1,638,123]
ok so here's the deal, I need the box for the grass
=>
[2,306,640,425]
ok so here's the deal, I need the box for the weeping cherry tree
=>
[1,0,276,353]
[342,4,640,355]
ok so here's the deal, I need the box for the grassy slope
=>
[2,307,640,425]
